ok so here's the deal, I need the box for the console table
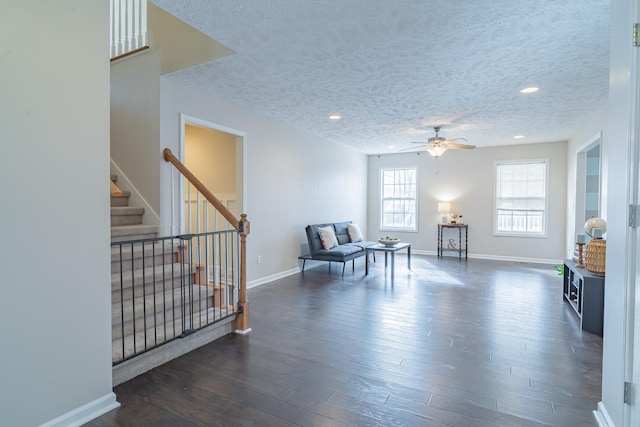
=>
[437,224,468,259]
[563,259,604,335]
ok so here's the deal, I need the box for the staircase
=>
[110,176,235,385]
[110,180,158,242]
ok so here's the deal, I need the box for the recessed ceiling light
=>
[514,135,525,139]
[329,114,342,120]
[388,145,396,149]
[520,86,539,94]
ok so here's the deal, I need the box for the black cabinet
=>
[563,259,604,335]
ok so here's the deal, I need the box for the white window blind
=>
[380,167,417,231]
[495,160,547,236]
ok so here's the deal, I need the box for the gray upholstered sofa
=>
[303,221,377,274]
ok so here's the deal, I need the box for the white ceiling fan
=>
[407,126,476,158]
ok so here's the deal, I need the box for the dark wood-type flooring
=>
[87,255,602,426]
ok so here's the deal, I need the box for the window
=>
[380,167,417,231]
[494,160,548,236]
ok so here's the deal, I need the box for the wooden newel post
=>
[234,213,251,333]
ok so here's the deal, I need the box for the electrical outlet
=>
[257,255,262,264]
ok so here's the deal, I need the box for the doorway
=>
[177,114,246,293]
[178,114,245,235]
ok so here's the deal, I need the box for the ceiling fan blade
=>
[400,145,427,151]
[446,142,476,149]
[444,138,468,143]
[410,141,430,144]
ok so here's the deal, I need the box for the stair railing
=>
[112,232,239,365]
[163,148,250,333]
[110,0,149,60]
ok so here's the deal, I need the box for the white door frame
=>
[627,0,640,425]
[177,113,247,234]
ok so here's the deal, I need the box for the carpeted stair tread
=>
[111,241,179,262]
[111,262,191,290]
[111,224,159,242]
[110,242,180,275]
[111,206,145,226]
[110,191,131,207]
[112,284,215,326]
[111,224,158,234]
[111,206,144,216]
[112,285,229,337]
[112,309,234,362]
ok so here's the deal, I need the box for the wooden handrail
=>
[110,45,150,63]
[163,148,239,229]
[110,180,123,197]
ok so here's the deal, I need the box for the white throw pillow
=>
[347,223,364,243]
[318,226,338,249]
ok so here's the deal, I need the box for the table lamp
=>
[438,202,451,224]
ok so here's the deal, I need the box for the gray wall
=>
[367,141,567,263]
[160,78,369,285]
[0,2,116,425]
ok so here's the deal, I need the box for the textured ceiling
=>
[151,0,610,155]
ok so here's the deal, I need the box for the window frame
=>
[493,159,549,238]
[379,166,418,232]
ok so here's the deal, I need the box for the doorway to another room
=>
[179,116,246,295]
[181,120,244,235]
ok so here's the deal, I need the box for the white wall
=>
[111,50,162,215]
[368,141,567,263]
[0,2,116,426]
[160,78,368,284]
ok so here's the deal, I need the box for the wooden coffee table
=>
[365,242,411,282]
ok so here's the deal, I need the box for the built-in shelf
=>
[563,259,604,335]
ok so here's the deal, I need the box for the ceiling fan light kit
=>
[426,145,447,158]
[408,126,476,158]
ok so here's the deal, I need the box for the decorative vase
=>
[585,237,606,276]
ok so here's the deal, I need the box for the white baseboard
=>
[468,253,563,265]
[593,401,615,427]
[38,392,119,427]
[248,267,300,289]
[248,253,562,291]
[411,250,437,256]
[411,249,561,265]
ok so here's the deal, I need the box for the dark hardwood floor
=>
[87,255,602,426]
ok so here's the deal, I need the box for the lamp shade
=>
[584,217,606,237]
[438,202,451,213]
